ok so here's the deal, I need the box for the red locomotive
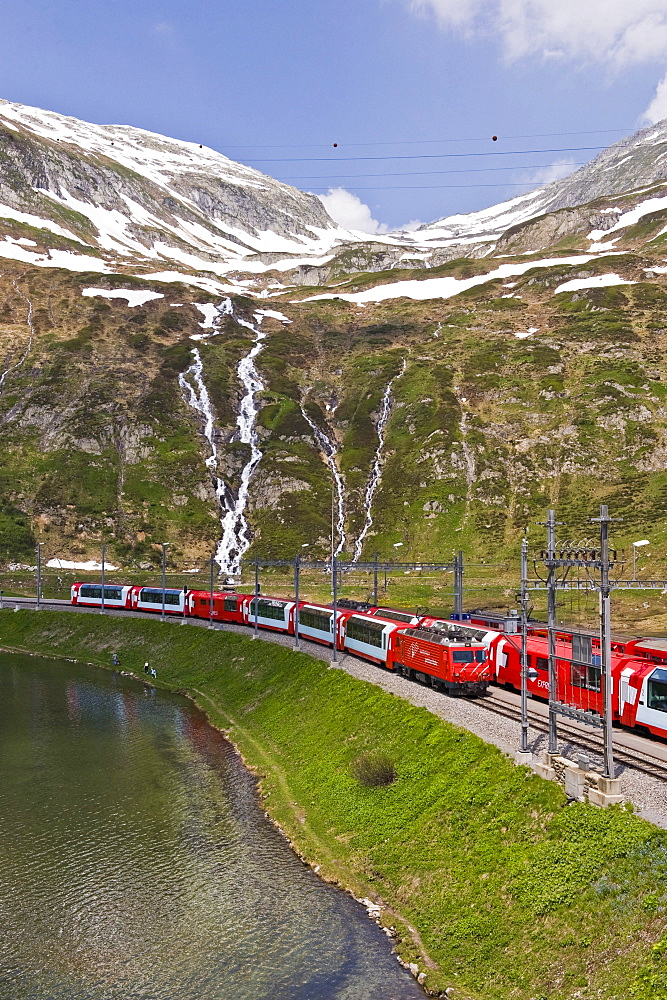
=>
[390,624,491,695]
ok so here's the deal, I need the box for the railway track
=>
[4,596,667,782]
[481,690,667,782]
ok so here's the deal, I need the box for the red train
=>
[70,582,667,736]
[466,610,667,739]
[71,584,492,695]
[491,632,667,738]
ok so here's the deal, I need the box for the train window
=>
[570,663,601,691]
[224,597,238,613]
[647,669,667,713]
[300,608,332,632]
[140,589,181,606]
[199,598,211,607]
[534,657,548,672]
[475,650,485,662]
[102,587,122,600]
[373,609,413,623]
[572,633,592,663]
[452,650,475,663]
[346,617,384,648]
[249,599,286,621]
[80,585,123,600]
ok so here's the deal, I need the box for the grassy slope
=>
[7,246,667,631]
[2,610,667,999]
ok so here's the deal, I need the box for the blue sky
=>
[2,0,667,231]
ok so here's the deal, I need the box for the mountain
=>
[0,100,353,289]
[415,119,667,255]
[3,99,667,614]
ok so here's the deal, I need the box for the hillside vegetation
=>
[3,227,667,584]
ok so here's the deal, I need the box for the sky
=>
[1,0,667,232]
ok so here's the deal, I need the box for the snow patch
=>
[194,302,221,329]
[46,559,119,571]
[302,253,615,305]
[255,308,292,324]
[553,274,635,295]
[0,240,109,272]
[0,201,86,243]
[82,287,164,307]
[588,195,667,243]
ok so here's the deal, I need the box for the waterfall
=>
[353,360,407,562]
[300,398,346,556]
[0,282,34,394]
[179,303,268,575]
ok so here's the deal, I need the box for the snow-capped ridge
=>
[415,117,667,252]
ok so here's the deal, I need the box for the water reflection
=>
[0,653,423,1000]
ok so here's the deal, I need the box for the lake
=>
[0,651,424,1000]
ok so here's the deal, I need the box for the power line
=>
[222,128,632,150]
[245,145,606,163]
[279,161,587,181]
[305,182,554,191]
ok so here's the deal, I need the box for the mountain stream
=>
[353,360,407,562]
[300,398,346,557]
[0,282,34,394]
[179,299,268,575]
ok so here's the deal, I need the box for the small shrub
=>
[352,752,397,787]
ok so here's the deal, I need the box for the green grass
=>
[1,610,667,999]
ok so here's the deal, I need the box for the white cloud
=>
[317,188,389,233]
[515,157,577,189]
[397,218,424,232]
[405,0,667,67]
[643,72,667,122]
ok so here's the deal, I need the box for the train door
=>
[619,666,638,720]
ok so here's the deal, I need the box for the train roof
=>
[369,607,420,623]
[633,638,667,652]
[402,626,486,646]
[346,612,404,628]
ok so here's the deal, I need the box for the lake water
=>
[0,652,424,1000]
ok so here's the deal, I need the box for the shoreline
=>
[1,610,666,999]
[0,640,434,993]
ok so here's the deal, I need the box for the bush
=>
[352,752,397,787]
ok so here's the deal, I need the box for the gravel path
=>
[7,601,667,828]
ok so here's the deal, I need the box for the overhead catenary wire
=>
[244,145,608,163]
[221,128,633,150]
[279,161,588,180]
[281,160,588,183]
[304,182,576,191]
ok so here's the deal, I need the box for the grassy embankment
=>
[2,610,667,998]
